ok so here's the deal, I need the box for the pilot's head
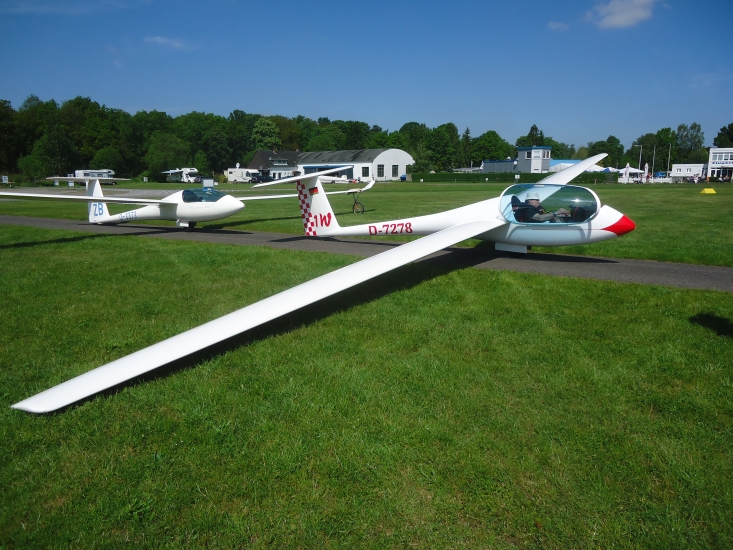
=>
[525,192,540,205]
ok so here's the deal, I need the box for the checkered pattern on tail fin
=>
[296,180,317,236]
[296,177,340,237]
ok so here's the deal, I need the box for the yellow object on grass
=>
[701,188,716,194]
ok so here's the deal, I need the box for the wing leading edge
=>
[0,192,170,205]
[12,218,504,413]
[536,153,608,185]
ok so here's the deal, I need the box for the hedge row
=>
[410,172,619,184]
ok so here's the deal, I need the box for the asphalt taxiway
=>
[2,215,732,293]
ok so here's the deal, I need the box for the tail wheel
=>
[187,222,197,231]
[352,202,364,214]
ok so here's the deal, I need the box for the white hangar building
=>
[297,149,414,181]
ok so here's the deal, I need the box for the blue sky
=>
[1,0,731,149]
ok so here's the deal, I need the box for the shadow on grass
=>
[39,261,465,414]
[0,224,252,249]
[0,233,114,250]
[689,313,733,338]
[203,215,302,230]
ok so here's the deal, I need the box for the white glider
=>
[0,167,363,229]
[161,167,199,183]
[11,153,635,413]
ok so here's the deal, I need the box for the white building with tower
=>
[707,147,733,180]
[481,146,551,174]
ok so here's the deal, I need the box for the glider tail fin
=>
[87,179,110,223]
[296,176,341,237]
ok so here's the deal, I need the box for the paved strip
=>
[2,215,732,293]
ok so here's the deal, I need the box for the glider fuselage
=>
[91,191,244,224]
[297,186,633,249]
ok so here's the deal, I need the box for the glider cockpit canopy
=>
[182,188,228,203]
[499,184,599,224]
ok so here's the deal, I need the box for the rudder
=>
[296,177,340,236]
[87,179,111,223]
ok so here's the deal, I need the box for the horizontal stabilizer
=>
[252,166,352,188]
[45,177,130,183]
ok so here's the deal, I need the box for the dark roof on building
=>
[248,149,408,171]
[248,150,300,171]
[297,149,390,164]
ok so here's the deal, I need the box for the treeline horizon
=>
[1,95,731,182]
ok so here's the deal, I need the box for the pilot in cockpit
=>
[516,192,570,223]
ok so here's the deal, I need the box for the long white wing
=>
[0,191,170,205]
[12,218,504,413]
[537,153,608,185]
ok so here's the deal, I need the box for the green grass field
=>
[1,225,732,548]
[1,180,732,266]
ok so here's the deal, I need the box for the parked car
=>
[250,175,275,184]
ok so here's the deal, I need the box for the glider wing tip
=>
[10,401,48,414]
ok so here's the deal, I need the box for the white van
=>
[226,167,259,183]
[75,169,115,179]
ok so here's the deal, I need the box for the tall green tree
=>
[387,131,407,151]
[333,120,370,150]
[305,125,344,151]
[653,127,677,173]
[227,110,260,163]
[269,115,302,150]
[409,143,433,173]
[588,135,624,168]
[367,130,389,149]
[459,128,471,167]
[193,150,211,175]
[398,122,430,154]
[131,110,174,172]
[0,100,17,171]
[143,131,190,182]
[516,124,545,147]
[676,122,706,163]
[713,123,733,148]
[251,118,282,151]
[14,95,58,161]
[201,129,232,171]
[471,130,513,164]
[17,121,79,179]
[90,146,125,174]
[572,146,590,160]
[427,123,460,171]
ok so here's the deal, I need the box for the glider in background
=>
[161,167,199,183]
[0,168,370,229]
[11,154,635,413]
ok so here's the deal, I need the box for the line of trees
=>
[0,95,729,182]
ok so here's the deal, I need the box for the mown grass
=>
[1,181,732,267]
[1,225,732,548]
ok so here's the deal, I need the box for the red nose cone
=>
[604,215,636,236]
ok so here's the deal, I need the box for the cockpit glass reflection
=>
[182,188,227,203]
[499,184,598,224]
